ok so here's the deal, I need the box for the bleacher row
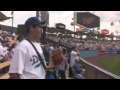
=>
[0,30,17,79]
[0,61,11,79]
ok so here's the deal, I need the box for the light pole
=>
[11,11,14,34]
[93,11,95,35]
[73,11,75,37]
[36,11,39,18]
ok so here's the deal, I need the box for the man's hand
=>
[47,65,59,69]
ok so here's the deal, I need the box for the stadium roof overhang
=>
[0,12,12,22]
[47,27,75,34]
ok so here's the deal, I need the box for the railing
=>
[47,38,120,79]
[0,61,11,79]
[79,57,120,79]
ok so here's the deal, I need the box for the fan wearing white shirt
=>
[9,17,47,79]
[69,47,80,78]
[0,41,10,73]
[9,17,57,79]
[0,41,9,62]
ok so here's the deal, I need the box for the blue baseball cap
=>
[25,17,46,29]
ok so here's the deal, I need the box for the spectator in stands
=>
[5,37,10,48]
[9,17,47,79]
[73,59,85,79]
[0,41,10,61]
[12,32,16,40]
[41,41,50,66]
[8,43,16,58]
[9,18,60,79]
[0,41,10,73]
[49,45,54,52]
[58,48,68,79]
[47,48,63,79]
[69,47,80,79]
[48,34,120,50]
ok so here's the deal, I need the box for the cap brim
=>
[40,21,46,25]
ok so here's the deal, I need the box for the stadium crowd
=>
[0,27,14,73]
[48,35,120,50]
[0,22,85,79]
[2,17,120,79]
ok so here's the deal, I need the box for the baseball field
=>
[98,56,120,76]
[86,55,120,76]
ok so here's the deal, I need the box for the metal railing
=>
[46,37,120,79]
[79,57,120,79]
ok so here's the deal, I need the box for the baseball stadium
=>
[0,11,120,79]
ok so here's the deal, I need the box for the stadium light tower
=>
[11,11,14,34]
[36,11,41,21]
[73,11,75,37]
[36,11,49,42]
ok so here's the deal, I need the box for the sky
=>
[0,11,120,35]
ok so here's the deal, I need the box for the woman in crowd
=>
[46,48,63,79]
[58,48,68,79]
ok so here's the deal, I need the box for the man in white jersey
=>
[9,17,47,79]
[69,47,80,78]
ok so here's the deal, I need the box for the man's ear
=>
[29,25,34,32]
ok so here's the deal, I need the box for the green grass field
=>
[99,57,120,76]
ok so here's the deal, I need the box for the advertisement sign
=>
[94,30,100,34]
[98,50,106,56]
[107,50,116,56]
[101,29,109,35]
[76,27,83,32]
[117,50,120,54]
[83,29,90,33]
[75,12,100,28]
[89,30,94,33]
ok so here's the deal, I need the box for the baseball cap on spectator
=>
[25,17,46,33]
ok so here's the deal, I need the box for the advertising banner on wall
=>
[107,50,116,56]
[89,30,94,33]
[94,30,100,34]
[101,29,109,35]
[117,50,120,54]
[98,50,106,56]
[76,27,83,32]
[83,28,90,33]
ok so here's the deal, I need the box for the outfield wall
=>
[79,57,120,79]
[80,50,120,58]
